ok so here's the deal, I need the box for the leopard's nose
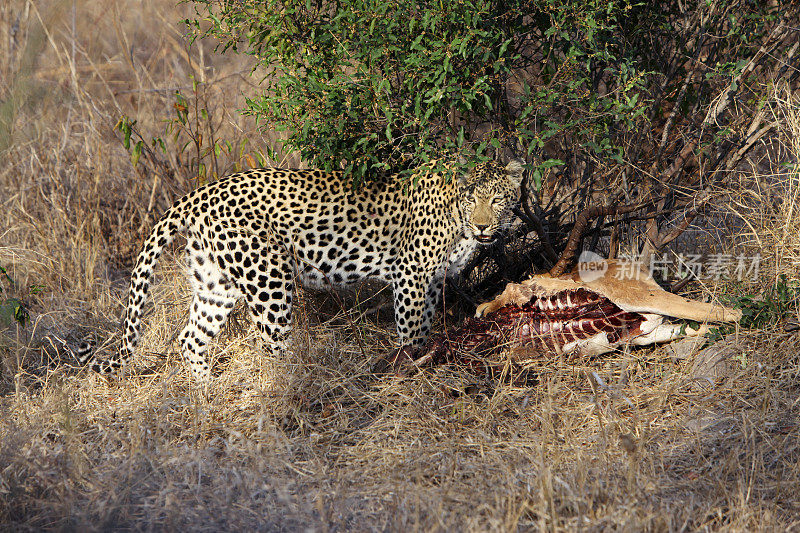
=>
[475,224,488,232]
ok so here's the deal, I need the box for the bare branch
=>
[654,191,711,248]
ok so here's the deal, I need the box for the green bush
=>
[188,0,654,183]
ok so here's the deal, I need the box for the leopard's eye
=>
[491,196,504,205]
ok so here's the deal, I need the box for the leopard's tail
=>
[78,200,189,375]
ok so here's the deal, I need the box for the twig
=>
[654,191,711,248]
[513,205,558,265]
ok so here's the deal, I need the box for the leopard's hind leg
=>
[180,237,242,383]
[237,235,295,358]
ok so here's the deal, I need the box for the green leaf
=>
[131,141,143,167]
[531,170,542,191]
[0,298,27,328]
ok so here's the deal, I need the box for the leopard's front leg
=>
[391,265,443,348]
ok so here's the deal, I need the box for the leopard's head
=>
[458,160,524,244]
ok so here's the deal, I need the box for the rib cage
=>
[419,287,646,367]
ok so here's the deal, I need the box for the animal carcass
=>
[415,259,741,368]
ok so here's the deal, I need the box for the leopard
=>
[78,160,524,383]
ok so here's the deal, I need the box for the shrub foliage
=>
[189,0,655,181]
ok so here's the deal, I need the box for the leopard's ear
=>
[505,159,525,188]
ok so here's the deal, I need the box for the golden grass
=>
[720,86,800,286]
[1,1,800,530]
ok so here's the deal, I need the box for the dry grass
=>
[2,1,800,531]
[720,87,800,285]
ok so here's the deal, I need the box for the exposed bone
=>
[418,259,740,372]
